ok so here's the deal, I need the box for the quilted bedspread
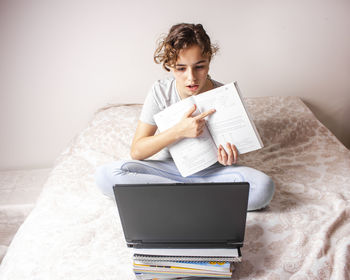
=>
[0,96,349,280]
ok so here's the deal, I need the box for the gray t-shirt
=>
[140,77,223,125]
[139,77,223,160]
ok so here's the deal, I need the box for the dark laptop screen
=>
[113,182,249,248]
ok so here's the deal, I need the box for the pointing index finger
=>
[194,109,216,120]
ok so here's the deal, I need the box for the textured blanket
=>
[0,96,349,280]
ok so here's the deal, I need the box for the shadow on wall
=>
[302,100,350,150]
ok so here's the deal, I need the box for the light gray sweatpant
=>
[95,160,274,211]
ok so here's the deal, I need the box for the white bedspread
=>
[0,97,349,280]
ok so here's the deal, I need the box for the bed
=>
[0,96,349,279]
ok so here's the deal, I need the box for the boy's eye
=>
[176,67,186,71]
[196,65,204,69]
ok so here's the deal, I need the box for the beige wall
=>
[1,0,349,170]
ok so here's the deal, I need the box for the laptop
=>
[113,182,249,251]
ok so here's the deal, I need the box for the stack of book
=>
[132,248,241,280]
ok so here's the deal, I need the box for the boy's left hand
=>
[218,143,238,166]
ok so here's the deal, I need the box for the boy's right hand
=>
[175,104,216,138]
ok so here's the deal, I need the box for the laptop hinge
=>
[227,241,243,247]
[127,241,243,249]
[128,240,143,248]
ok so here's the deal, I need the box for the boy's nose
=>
[186,67,196,82]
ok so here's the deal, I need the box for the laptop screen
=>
[113,182,249,248]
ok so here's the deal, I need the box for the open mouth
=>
[187,84,199,91]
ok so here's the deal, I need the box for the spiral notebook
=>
[113,182,249,262]
[133,247,242,262]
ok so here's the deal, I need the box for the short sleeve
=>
[139,85,160,126]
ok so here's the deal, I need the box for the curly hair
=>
[154,23,219,72]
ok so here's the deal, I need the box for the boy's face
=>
[171,45,211,99]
